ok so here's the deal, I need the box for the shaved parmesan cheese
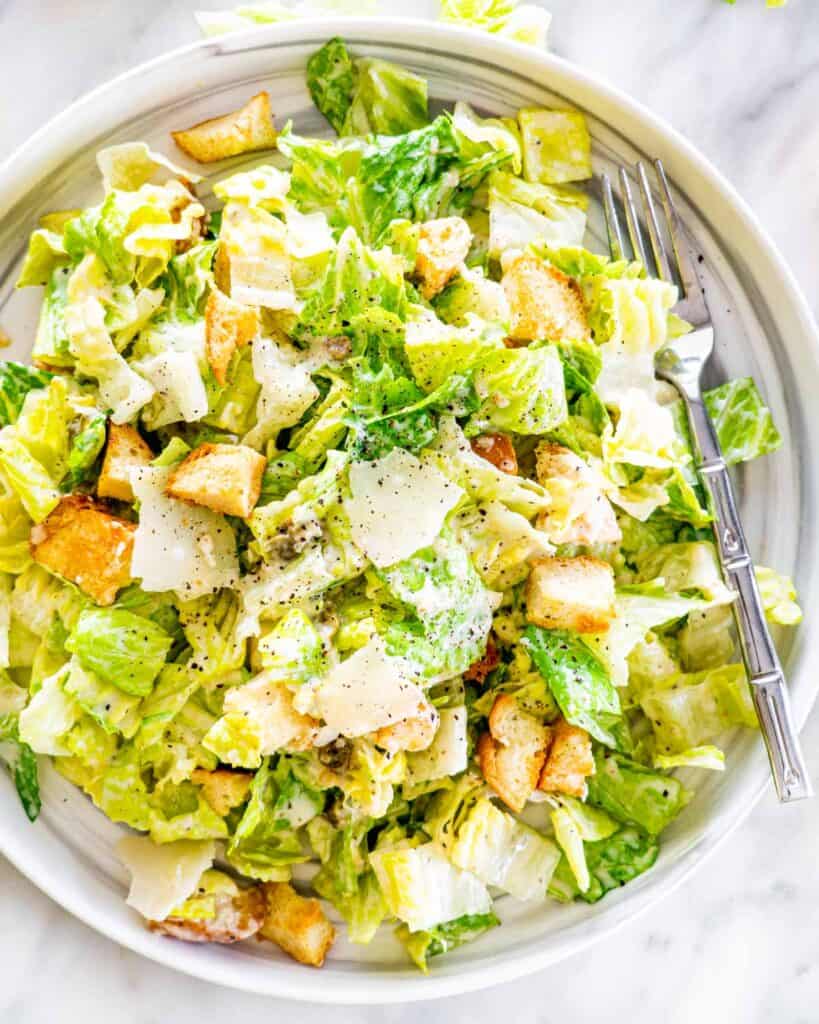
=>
[243,336,320,450]
[130,466,239,599]
[118,835,214,921]
[343,449,463,568]
[316,636,428,738]
[137,349,209,428]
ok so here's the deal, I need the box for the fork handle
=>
[682,390,813,802]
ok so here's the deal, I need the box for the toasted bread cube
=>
[205,289,259,385]
[150,885,266,944]
[470,433,518,475]
[463,634,500,685]
[172,91,277,164]
[166,443,266,519]
[260,882,335,967]
[97,423,154,503]
[191,768,252,816]
[415,217,472,300]
[477,694,550,812]
[372,704,439,754]
[502,254,589,345]
[30,495,135,606]
[538,718,595,797]
[526,556,615,634]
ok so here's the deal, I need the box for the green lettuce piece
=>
[584,584,707,687]
[488,171,587,257]
[0,431,61,523]
[255,608,325,682]
[18,665,81,756]
[63,413,107,489]
[249,449,348,555]
[296,227,408,338]
[438,0,551,46]
[654,745,725,771]
[676,606,735,672]
[0,362,54,427]
[14,376,72,480]
[430,416,550,518]
[639,664,757,756]
[33,267,73,369]
[63,657,142,738]
[548,827,659,904]
[0,474,39,574]
[548,795,619,892]
[307,38,429,138]
[755,565,801,626]
[369,841,493,933]
[0,713,41,821]
[226,758,317,880]
[160,241,217,322]
[310,816,388,944]
[66,607,172,697]
[404,312,504,394]
[379,534,494,681]
[587,751,689,835]
[455,499,553,590]
[518,108,592,185]
[286,374,351,468]
[452,101,522,177]
[204,347,261,436]
[702,377,782,465]
[632,542,734,605]
[469,343,567,435]
[398,912,500,972]
[433,267,511,330]
[523,626,621,746]
[306,37,356,134]
[177,590,246,685]
[449,796,560,899]
[15,228,67,288]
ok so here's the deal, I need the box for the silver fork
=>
[602,160,812,803]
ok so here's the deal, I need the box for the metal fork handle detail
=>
[678,381,813,802]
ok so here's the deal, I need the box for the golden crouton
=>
[372,705,439,754]
[502,254,589,345]
[97,423,154,503]
[205,289,259,385]
[30,495,135,606]
[415,217,472,300]
[534,443,621,547]
[171,91,277,164]
[477,694,550,813]
[470,433,518,475]
[166,443,266,519]
[538,718,595,797]
[260,882,336,967]
[191,768,253,816]
[463,634,500,685]
[526,556,615,634]
[150,885,266,944]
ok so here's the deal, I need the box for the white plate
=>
[0,18,816,1005]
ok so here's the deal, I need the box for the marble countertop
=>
[2,1,818,1019]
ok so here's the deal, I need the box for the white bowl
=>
[0,18,816,1004]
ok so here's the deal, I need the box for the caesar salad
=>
[0,37,801,970]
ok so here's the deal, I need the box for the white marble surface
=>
[1,1,819,1019]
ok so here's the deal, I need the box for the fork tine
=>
[618,167,648,269]
[636,161,672,281]
[654,159,700,300]
[601,174,625,261]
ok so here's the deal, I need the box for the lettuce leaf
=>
[703,377,782,465]
[523,626,621,745]
[66,607,172,697]
[587,750,689,835]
